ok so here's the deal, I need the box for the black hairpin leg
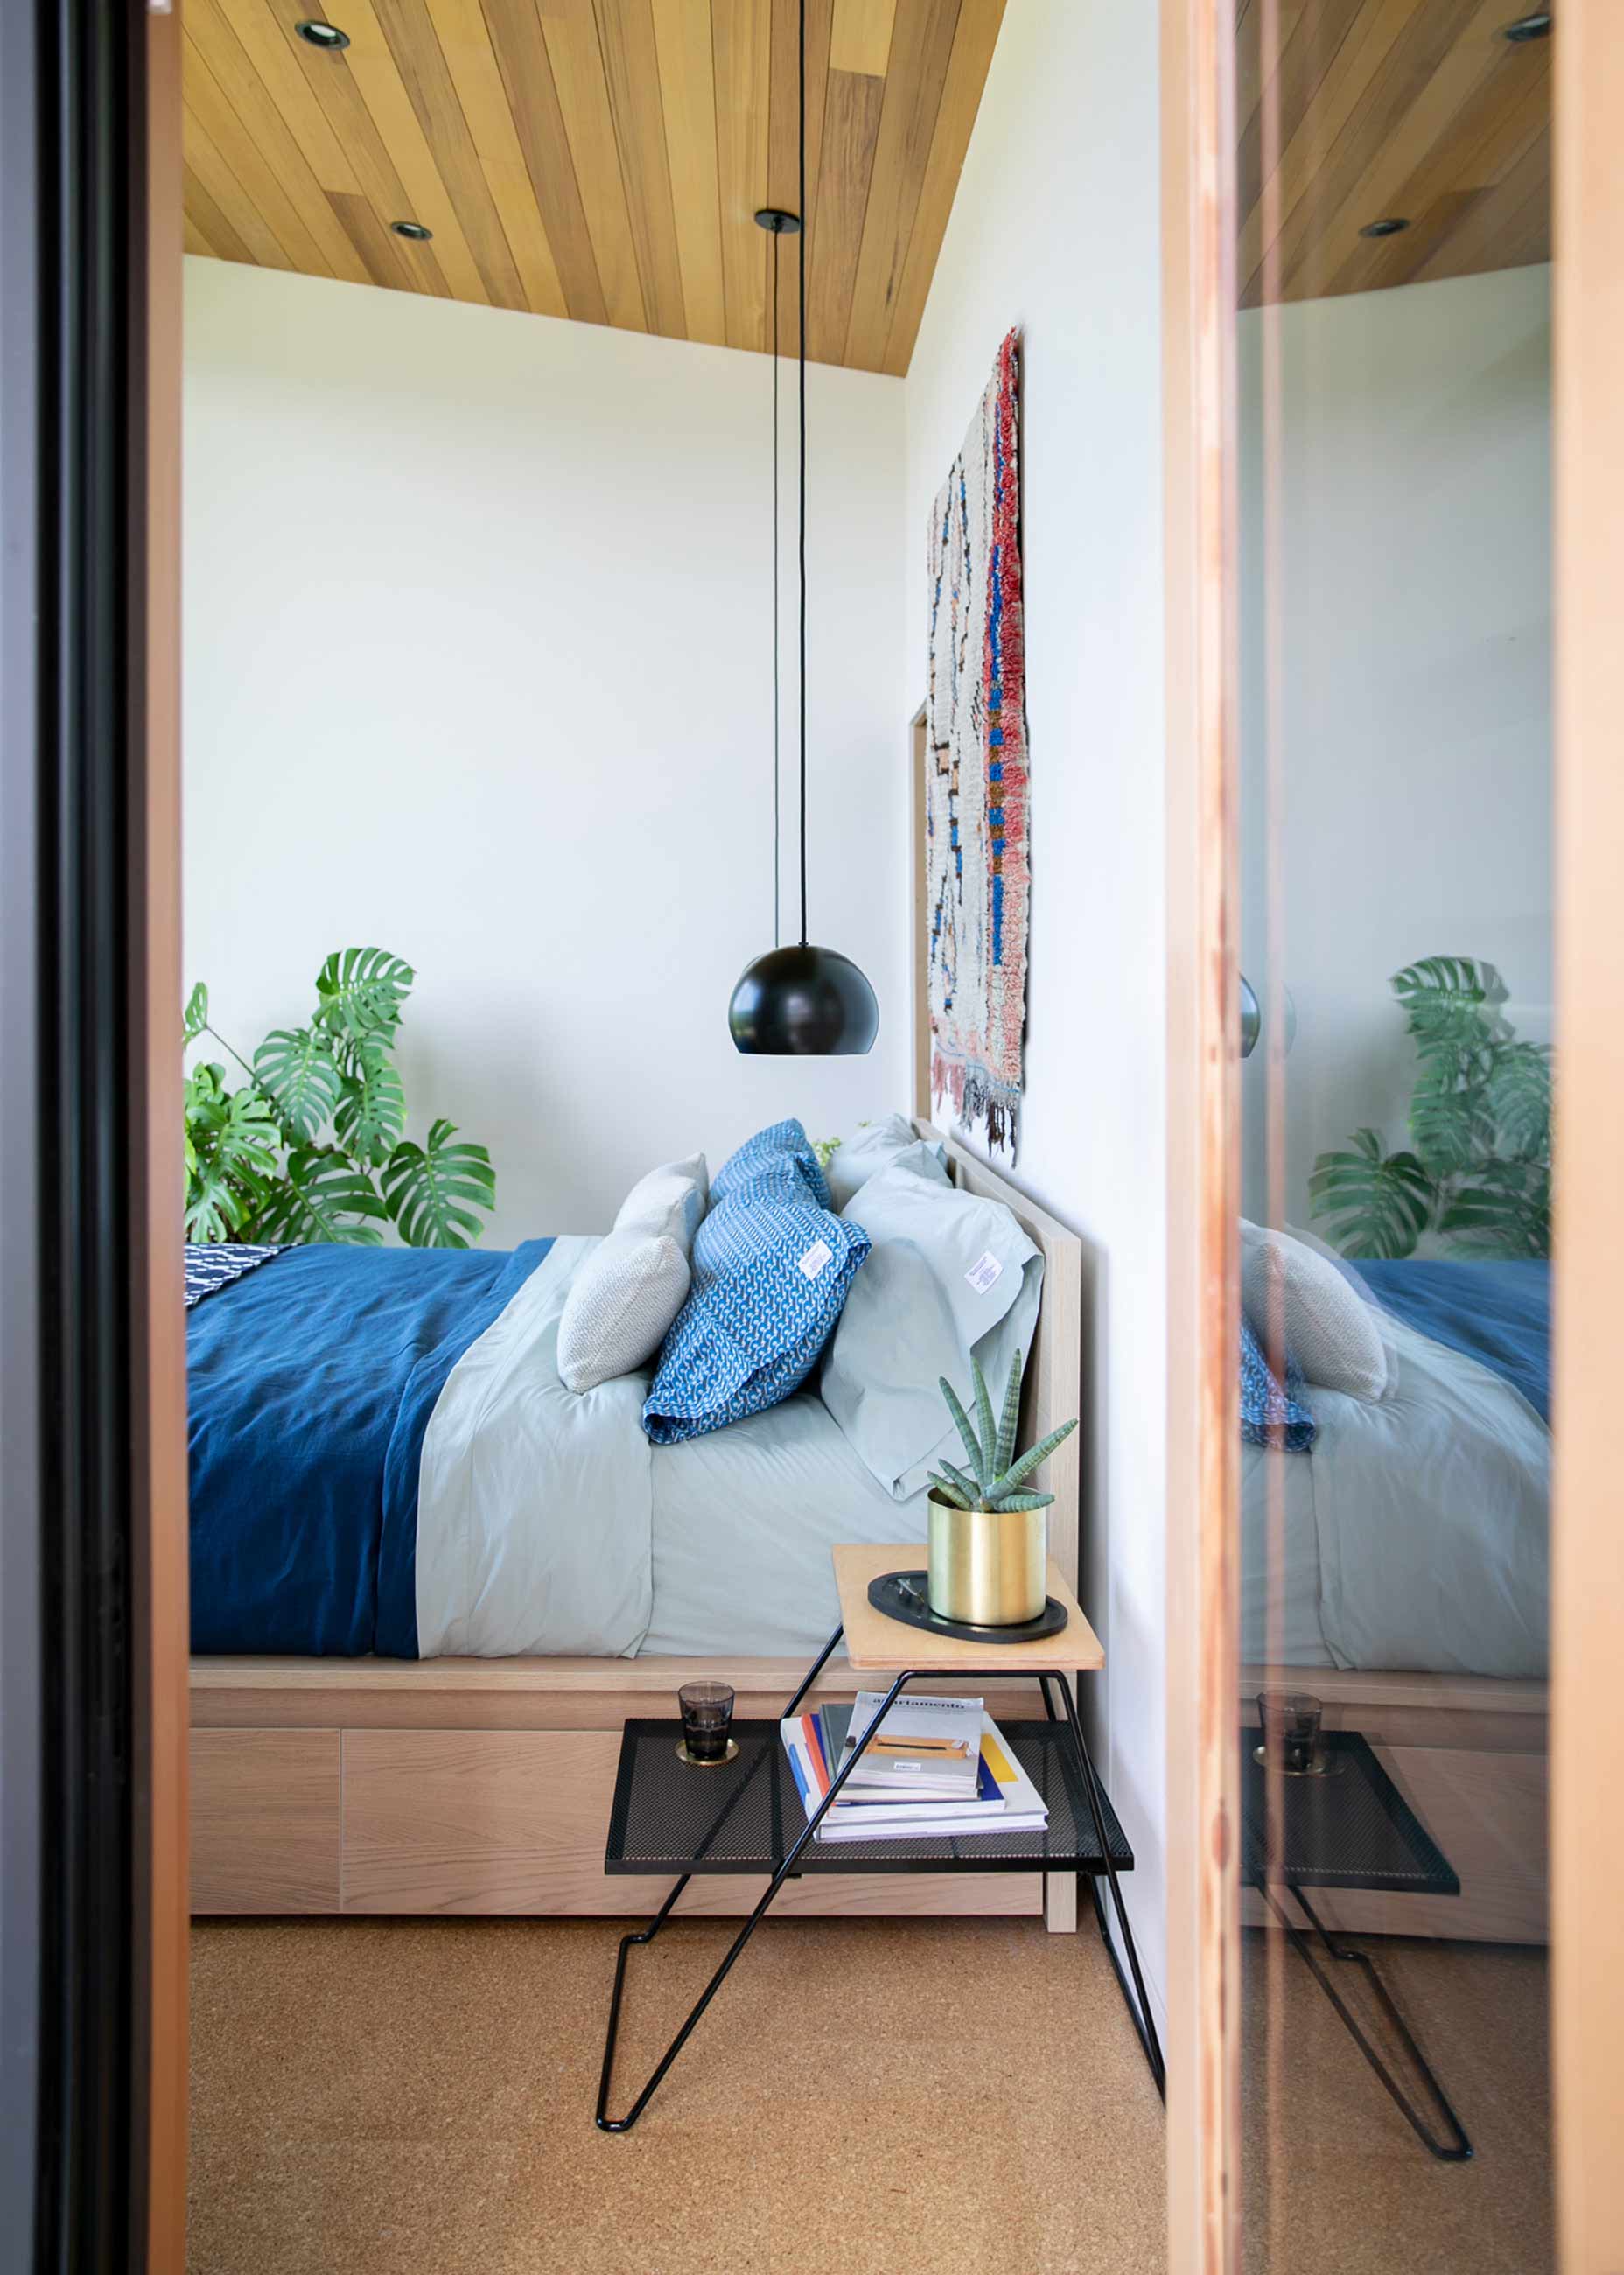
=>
[598,1635,905,2133]
[1050,1674,1166,2099]
[1256,1880,1473,2161]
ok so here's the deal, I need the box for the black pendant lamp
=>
[729,0,878,1057]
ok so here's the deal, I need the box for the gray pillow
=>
[819,1161,1042,1498]
[822,1114,948,1210]
[1240,1220,1390,1401]
[558,1229,691,1394]
[614,1152,708,1252]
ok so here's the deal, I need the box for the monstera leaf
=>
[183,1065,280,1243]
[382,1120,496,1249]
[1483,1040,1552,1161]
[314,947,414,1044]
[1391,956,1508,1054]
[1313,955,1551,1264]
[333,1045,407,1166]
[1439,1159,1550,1259]
[1306,1128,1435,1260]
[253,1025,343,1143]
[1407,1054,1493,1177]
[254,1146,388,1246]
[184,948,494,1247]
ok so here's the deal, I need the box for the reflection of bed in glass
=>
[1241,1260,1550,1945]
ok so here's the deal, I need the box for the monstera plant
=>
[183,947,496,1249]
[1308,956,1550,1261]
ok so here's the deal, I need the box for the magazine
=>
[780,1704,1049,1844]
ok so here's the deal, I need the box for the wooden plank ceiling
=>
[1237,0,1552,308]
[180,0,1006,375]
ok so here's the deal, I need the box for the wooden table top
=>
[832,1544,1104,1674]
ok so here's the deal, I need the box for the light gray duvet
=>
[1242,1313,1549,1679]
[416,1238,1549,1676]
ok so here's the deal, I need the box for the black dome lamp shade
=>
[728,0,877,1058]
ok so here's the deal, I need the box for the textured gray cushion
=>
[613,1153,708,1253]
[557,1230,691,1394]
[822,1115,948,1210]
[1240,1221,1390,1402]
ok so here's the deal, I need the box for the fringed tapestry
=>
[925,328,1030,1158]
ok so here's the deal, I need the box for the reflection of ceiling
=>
[181,1,1007,375]
[1237,0,1551,309]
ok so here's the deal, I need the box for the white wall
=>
[183,258,908,1243]
[904,0,1168,2021]
[1238,264,1553,1226]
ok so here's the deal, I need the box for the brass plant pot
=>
[926,1494,1046,1628]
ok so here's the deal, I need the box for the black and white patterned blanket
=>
[185,1242,285,1309]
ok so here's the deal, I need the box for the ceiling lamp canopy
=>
[728,0,876,1060]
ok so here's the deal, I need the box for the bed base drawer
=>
[190,1729,341,1913]
[190,1727,1043,1920]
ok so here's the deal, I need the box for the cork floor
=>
[188,1917,1550,2275]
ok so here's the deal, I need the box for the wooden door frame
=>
[1160,2,1624,2268]
[1161,0,1242,2266]
[1550,11,1624,2268]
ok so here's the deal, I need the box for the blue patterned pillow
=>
[1241,1313,1316,1452]
[643,1186,868,1444]
[710,1117,830,1211]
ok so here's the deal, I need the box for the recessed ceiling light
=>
[1359,217,1410,239]
[1502,11,1552,39]
[391,220,433,241]
[295,19,350,49]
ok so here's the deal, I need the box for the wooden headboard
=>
[913,1119,1083,1587]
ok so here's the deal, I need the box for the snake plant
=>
[928,1348,1077,1514]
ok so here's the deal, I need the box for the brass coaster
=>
[1252,1743,1346,1777]
[676,1738,739,1768]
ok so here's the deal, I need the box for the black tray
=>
[605,1718,1130,1875]
[865,1569,1070,1646]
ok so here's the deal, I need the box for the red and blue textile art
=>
[925,327,1030,1156]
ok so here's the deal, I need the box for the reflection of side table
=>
[1241,1728,1473,2161]
[594,1545,1163,2132]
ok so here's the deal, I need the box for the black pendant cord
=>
[797,0,808,948]
[771,225,780,948]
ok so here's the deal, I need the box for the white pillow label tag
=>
[965,1250,1004,1295]
[800,1239,834,1280]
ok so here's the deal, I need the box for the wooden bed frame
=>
[1240,1664,1549,1945]
[188,1123,1086,1923]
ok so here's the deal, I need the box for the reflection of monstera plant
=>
[1309,956,1550,1261]
[183,948,496,1248]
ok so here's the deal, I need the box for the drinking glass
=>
[1256,1690,1322,1774]
[678,1680,736,1764]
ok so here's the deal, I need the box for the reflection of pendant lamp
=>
[1239,976,1297,1057]
[728,0,878,1058]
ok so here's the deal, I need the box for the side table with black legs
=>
[1241,1726,1474,2161]
[596,1543,1165,2132]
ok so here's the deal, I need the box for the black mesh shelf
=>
[606,1718,1134,1876]
[1240,1730,1460,1896]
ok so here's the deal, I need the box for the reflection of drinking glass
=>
[679,1681,735,1763]
[1257,1690,1322,1774]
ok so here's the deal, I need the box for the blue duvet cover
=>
[1354,1257,1550,1427]
[188,1239,552,1656]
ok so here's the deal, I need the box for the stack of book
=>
[780,1690,1048,1844]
